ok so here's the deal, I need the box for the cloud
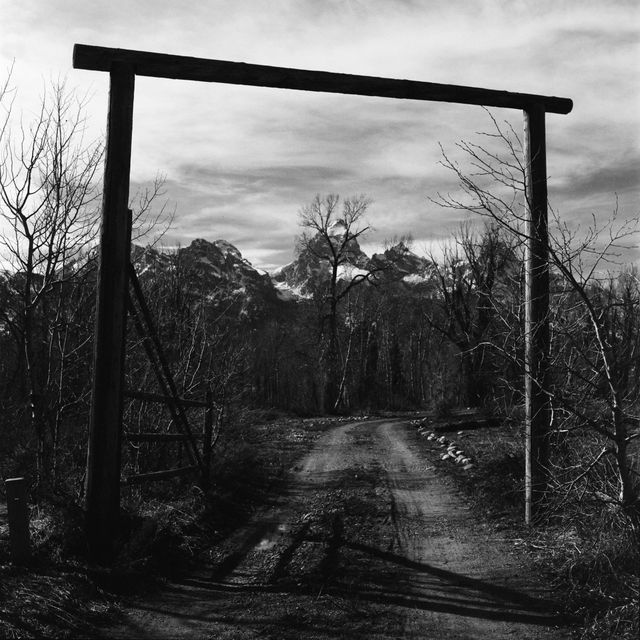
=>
[554,154,640,203]
[2,0,638,270]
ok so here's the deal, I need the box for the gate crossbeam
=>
[73,44,572,114]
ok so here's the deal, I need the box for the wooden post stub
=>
[5,477,30,564]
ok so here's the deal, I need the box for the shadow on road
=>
[155,528,568,630]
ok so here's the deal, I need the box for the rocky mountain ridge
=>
[130,238,279,319]
[128,234,436,316]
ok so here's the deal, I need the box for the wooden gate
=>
[74,43,572,561]
[122,260,217,487]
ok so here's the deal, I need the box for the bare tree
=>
[130,174,175,246]
[0,78,103,490]
[546,233,640,518]
[297,194,377,412]
[433,113,640,522]
[425,222,520,407]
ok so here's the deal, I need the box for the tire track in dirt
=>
[207,420,370,586]
[375,420,566,639]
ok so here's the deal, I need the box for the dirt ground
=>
[105,418,572,639]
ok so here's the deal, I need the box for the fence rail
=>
[125,432,198,442]
[125,388,210,408]
[121,465,199,485]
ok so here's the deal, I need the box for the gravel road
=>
[108,419,570,639]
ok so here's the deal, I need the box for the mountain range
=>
[129,232,436,319]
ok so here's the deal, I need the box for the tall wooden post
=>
[85,62,135,562]
[523,103,551,525]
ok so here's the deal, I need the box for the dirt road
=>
[108,419,570,639]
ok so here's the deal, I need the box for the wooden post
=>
[203,389,213,486]
[523,103,551,525]
[85,62,135,563]
[5,477,30,564]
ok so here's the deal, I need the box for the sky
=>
[1,0,638,271]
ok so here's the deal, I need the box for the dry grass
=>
[529,512,639,640]
[0,508,118,639]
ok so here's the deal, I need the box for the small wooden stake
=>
[5,477,30,564]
